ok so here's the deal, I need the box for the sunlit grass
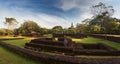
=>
[1,37,35,47]
[2,39,31,47]
[0,45,41,64]
[42,34,52,38]
[72,37,120,50]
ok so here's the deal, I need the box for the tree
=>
[19,20,40,36]
[5,17,18,30]
[90,25,101,33]
[104,18,120,34]
[52,26,63,33]
[76,23,88,34]
[40,28,49,34]
[88,2,115,34]
[67,28,76,34]
[91,2,114,17]
[4,17,18,35]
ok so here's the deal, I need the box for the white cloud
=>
[59,0,94,11]
[58,0,119,23]
[59,0,78,11]
[37,14,70,28]
[0,5,70,29]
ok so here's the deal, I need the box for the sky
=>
[0,0,120,28]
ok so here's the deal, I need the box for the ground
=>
[0,35,120,64]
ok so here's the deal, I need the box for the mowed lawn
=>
[0,45,42,64]
[0,37,42,64]
[2,37,34,47]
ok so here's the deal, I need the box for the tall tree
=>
[4,17,18,35]
[5,17,18,30]
[89,2,115,33]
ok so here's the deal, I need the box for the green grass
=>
[0,37,42,64]
[42,34,52,38]
[2,39,31,47]
[72,37,120,50]
[1,37,34,47]
[0,45,41,64]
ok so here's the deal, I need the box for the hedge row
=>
[0,42,80,64]
[25,43,73,53]
[75,43,117,51]
[29,38,120,56]
[90,34,120,43]
[35,38,55,41]
[31,39,64,46]
[31,38,75,48]
[0,38,24,41]
[1,42,120,64]
[75,43,120,56]
[25,42,120,56]
[52,33,87,38]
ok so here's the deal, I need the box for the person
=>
[64,35,68,47]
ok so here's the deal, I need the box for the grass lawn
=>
[0,37,42,64]
[2,39,31,47]
[72,37,120,50]
[0,45,42,64]
[1,37,34,47]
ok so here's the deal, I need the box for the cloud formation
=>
[0,3,70,28]
[0,0,120,29]
[58,0,119,22]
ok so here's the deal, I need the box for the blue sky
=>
[0,0,120,28]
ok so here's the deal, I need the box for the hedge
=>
[90,34,120,43]
[25,40,120,56]
[1,42,120,64]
